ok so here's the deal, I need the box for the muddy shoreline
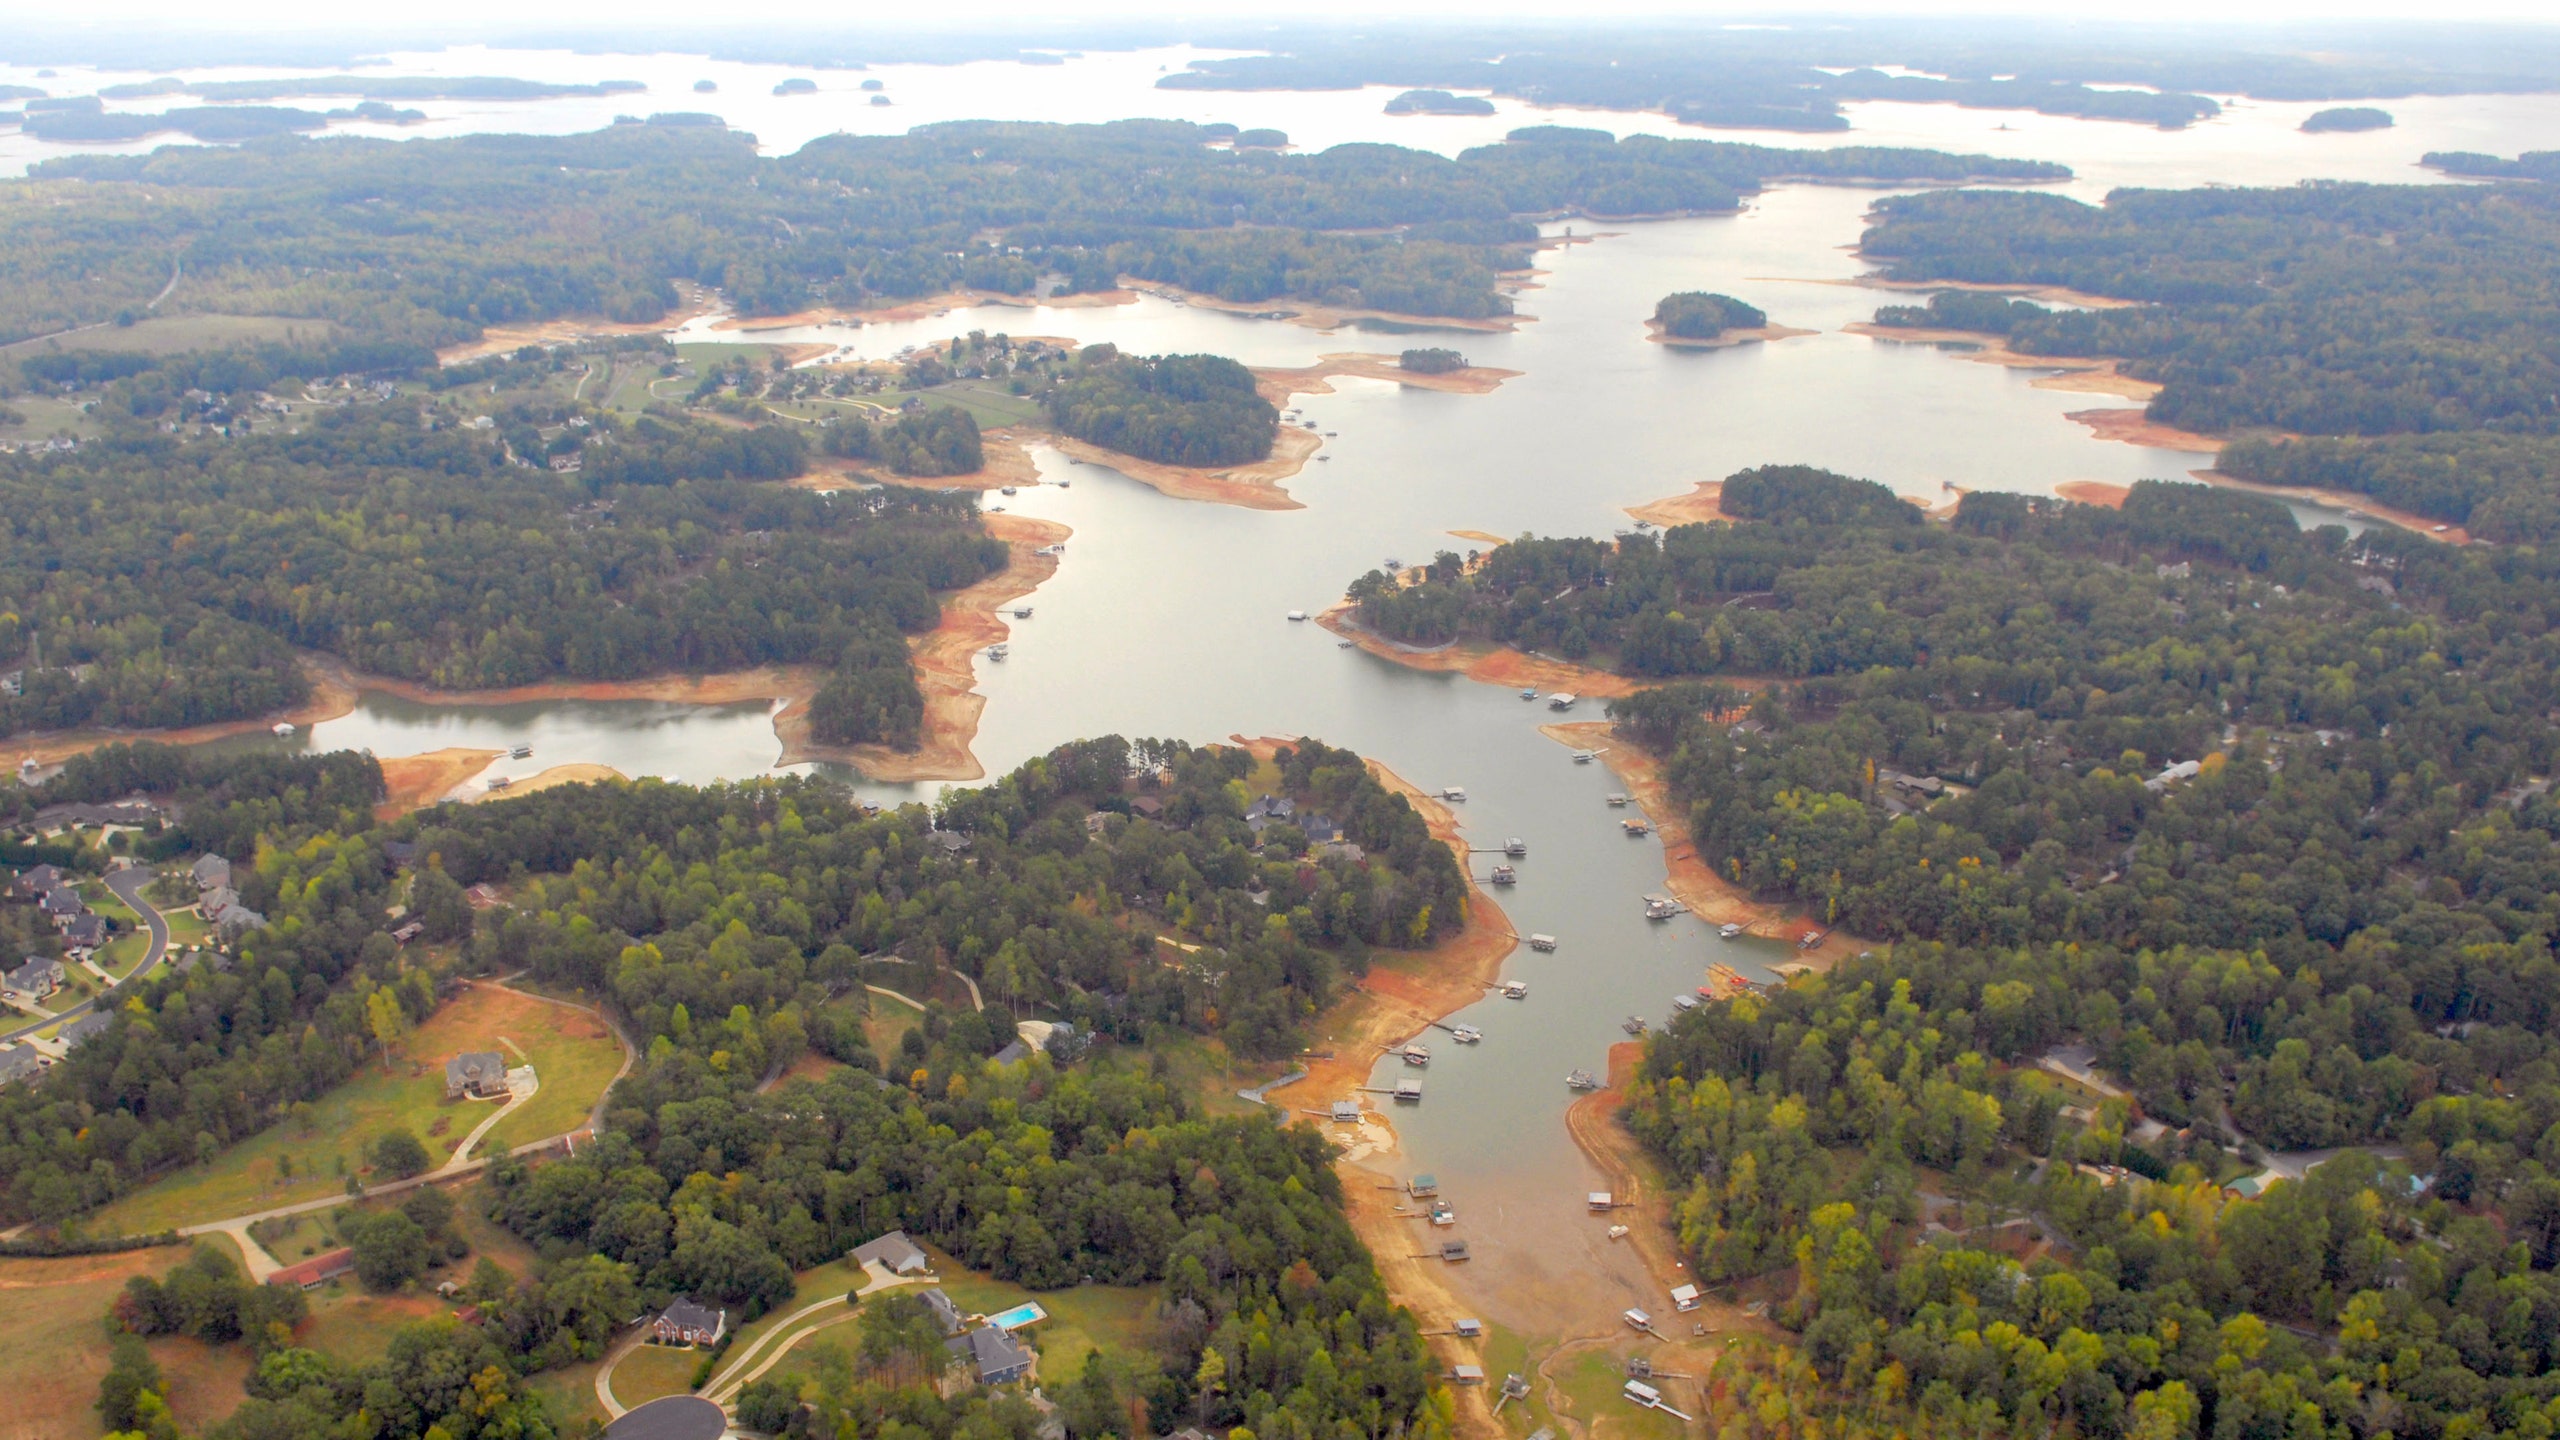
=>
[1317,603,1648,701]
[1643,320,1819,349]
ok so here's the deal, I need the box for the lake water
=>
[29,37,2557,1347]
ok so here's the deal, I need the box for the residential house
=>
[445,1052,511,1099]
[0,1044,44,1087]
[391,922,425,945]
[653,1297,727,1346]
[1297,813,1342,845]
[59,1011,112,1049]
[852,1230,931,1276]
[198,886,240,917]
[946,1324,1035,1386]
[1128,795,1162,820]
[922,1288,966,1336]
[930,831,972,856]
[61,913,106,956]
[13,864,64,898]
[268,1248,356,1290]
[211,902,267,938]
[41,888,85,926]
[192,854,232,891]
[7,956,65,999]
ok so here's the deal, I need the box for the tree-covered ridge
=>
[0,404,1003,740]
[1861,183,2560,437]
[1628,942,2560,1440]
[821,404,986,476]
[1044,351,1279,467]
[2218,432,2560,544]
[0,119,2065,343]
[0,736,1466,1222]
[1652,291,1767,339]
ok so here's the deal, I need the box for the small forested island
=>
[1383,88,1496,116]
[0,736,1466,1440]
[1398,346,1469,373]
[1231,127,1289,149]
[771,77,818,95]
[2301,105,2394,131]
[1650,290,1769,341]
[1043,347,1279,466]
[2426,147,2560,181]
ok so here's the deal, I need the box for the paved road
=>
[2,865,173,1046]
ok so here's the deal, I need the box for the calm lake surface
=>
[50,43,2560,1338]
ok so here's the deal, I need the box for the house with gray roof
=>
[192,854,232,890]
[0,1044,45,1086]
[446,1051,509,1099]
[13,864,64,897]
[61,914,106,955]
[947,1324,1035,1385]
[922,1288,965,1336]
[60,1011,113,1049]
[211,902,267,937]
[852,1229,930,1275]
[7,956,64,999]
[41,888,84,923]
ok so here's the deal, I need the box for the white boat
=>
[1440,786,1467,802]
[1623,818,1652,837]
[509,744,533,760]
[1607,1224,1630,1240]
[1431,1203,1457,1226]
[1572,750,1598,764]
[1606,793,1628,807]
[271,722,297,737]
[1502,980,1529,999]
[1643,895,1682,920]
[1489,864,1517,886]
[1450,1024,1483,1043]
[1504,838,1527,856]
[1623,1016,1648,1034]
[1287,610,1309,621]
[999,485,1018,495]
[1526,933,1557,951]
[1719,922,1745,940]
[984,643,1009,661]
[1547,692,1578,710]
[1566,1069,1599,1091]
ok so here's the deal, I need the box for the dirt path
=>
[1541,721,1863,969]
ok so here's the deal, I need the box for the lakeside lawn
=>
[91,984,624,1234]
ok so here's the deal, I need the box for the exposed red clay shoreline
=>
[1317,602,1649,700]
[2066,407,2225,453]
[1627,479,1730,527]
[1541,719,1862,968]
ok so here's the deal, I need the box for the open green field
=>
[482,997,624,1151]
[0,312,339,360]
[1553,1344,1687,1440]
[859,989,922,1060]
[302,1282,453,1369]
[611,1344,705,1408]
[92,984,624,1234]
[527,1358,611,1434]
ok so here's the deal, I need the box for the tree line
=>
[1043,351,1278,468]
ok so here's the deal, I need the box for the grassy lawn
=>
[528,1357,610,1434]
[611,1344,706,1408]
[1554,1345,1686,1440]
[0,313,337,359]
[0,1246,193,1440]
[482,995,625,1152]
[92,984,622,1233]
[859,989,922,1060]
[1476,1323,1554,1437]
[301,1283,453,1368]
[926,1247,1156,1386]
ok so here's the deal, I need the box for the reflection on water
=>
[61,59,2532,1337]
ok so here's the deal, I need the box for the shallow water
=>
[26,40,2549,1340]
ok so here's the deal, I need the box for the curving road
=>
[3,864,172,1046]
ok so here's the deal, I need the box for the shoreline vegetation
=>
[1645,319,1818,349]
[1317,600,1646,699]
[13,511,1070,790]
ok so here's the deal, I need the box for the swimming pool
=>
[985,1302,1047,1331]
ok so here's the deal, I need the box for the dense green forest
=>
[2302,105,2394,131]
[0,120,2061,344]
[1652,291,1768,340]
[0,399,1002,743]
[0,735,1466,1223]
[1411,463,2560,1439]
[1857,182,2560,543]
[1043,351,1278,467]
[821,404,986,476]
[14,739,1463,1440]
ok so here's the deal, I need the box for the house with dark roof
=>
[947,1324,1035,1385]
[13,864,64,897]
[198,885,239,917]
[41,888,84,925]
[268,1247,355,1290]
[7,956,64,999]
[922,1288,965,1336]
[192,854,232,891]
[212,902,268,937]
[930,830,972,855]
[61,914,106,955]
[60,1011,113,1049]
[653,1297,727,1346]
[852,1230,930,1275]
[382,840,420,868]
[446,1051,510,1099]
